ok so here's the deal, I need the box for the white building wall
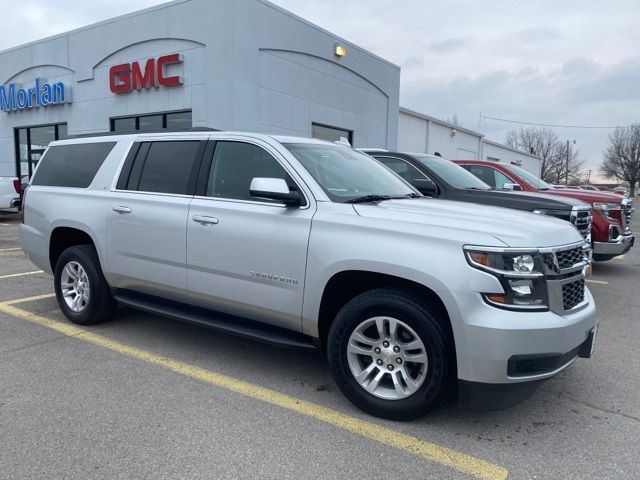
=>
[482,140,541,177]
[397,112,427,152]
[398,108,541,175]
[398,108,481,159]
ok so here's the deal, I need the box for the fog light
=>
[610,225,621,241]
[509,279,532,296]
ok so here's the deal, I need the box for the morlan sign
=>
[0,78,71,113]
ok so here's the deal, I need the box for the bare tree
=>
[547,141,583,184]
[505,127,583,183]
[601,125,640,196]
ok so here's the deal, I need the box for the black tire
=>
[54,244,116,325]
[327,288,455,420]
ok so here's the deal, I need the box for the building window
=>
[110,110,192,133]
[14,123,68,179]
[311,123,353,144]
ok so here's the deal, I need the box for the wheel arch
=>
[49,224,102,272]
[314,270,456,357]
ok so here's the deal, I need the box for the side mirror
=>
[412,178,438,197]
[249,177,301,206]
[503,183,522,191]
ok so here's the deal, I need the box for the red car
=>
[455,160,634,261]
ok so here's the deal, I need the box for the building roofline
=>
[0,0,188,56]
[258,0,400,70]
[399,106,485,138]
[0,0,400,72]
[482,138,540,159]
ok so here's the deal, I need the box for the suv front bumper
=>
[450,288,597,408]
[593,232,634,256]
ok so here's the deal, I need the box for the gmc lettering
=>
[109,54,183,93]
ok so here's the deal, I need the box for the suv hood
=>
[467,189,588,209]
[354,198,583,248]
[537,188,624,204]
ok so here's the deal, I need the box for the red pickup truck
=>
[455,160,634,261]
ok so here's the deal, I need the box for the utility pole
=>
[566,139,575,185]
[587,169,592,184]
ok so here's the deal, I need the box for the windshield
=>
[503,163,552,190]
[284,143,417,202]
[412,154,490,190]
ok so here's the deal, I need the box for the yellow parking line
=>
[0,294,507,480]
[0,247,21,252]
[586,279,608,285]
[615,255,625,260]
[0,270,43,280]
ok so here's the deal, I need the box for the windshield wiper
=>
[402,193,422,198]
[345,194,393,204]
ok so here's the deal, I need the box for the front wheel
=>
[327,288,454,420]
[54,245,116,325]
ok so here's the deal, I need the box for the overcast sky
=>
[1,0,638,179]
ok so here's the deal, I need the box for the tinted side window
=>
[31,142,116,188]
[136,141,202,195]
[207,142,300,203]
[493,170,514,189]
[376,156,429,183]
[466,165,496,188]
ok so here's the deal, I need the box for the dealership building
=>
[0,0,401,178]
[0,0,539,179]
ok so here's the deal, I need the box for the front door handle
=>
[193,215,219,225]
[112,205,132,214]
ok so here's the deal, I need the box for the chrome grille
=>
[562,279,585,311]
[570,207,592,240]
[556,246,584,269]
[622,200,634,231]
[543,241,589,315]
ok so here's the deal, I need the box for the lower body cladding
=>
[451,289,597,410]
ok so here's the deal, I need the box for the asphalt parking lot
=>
[0,210,638,480]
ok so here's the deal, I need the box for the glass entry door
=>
[15,123,67,180]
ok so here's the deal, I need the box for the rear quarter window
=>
[31,142,116,188]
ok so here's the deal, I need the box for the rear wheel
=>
[54,245,115,325]
[327,288,454,420]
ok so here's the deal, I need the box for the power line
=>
[483,116,635,129]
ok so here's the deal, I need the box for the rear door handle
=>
[193,215,219,225]
[112,205,132,214]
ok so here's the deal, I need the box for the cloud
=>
[428,37,468,53]
[510,26,564,42]
[0,0,638,173]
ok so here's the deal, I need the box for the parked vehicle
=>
[613,186,629,197]
[363,151,592,243]
[580,185,600,191]
[456,160,635,262]
[0,176,21,213]
[21,133,597,420]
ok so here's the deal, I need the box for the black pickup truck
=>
[363,151,592,241]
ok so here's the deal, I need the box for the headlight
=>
[464,248,548,311]
[592,202,619,221]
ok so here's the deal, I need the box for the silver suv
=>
[21,132,597,419]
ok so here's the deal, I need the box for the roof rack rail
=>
[356,147,388,152]
[68,126,220,139]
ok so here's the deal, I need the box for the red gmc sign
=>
[109,53,183,93]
